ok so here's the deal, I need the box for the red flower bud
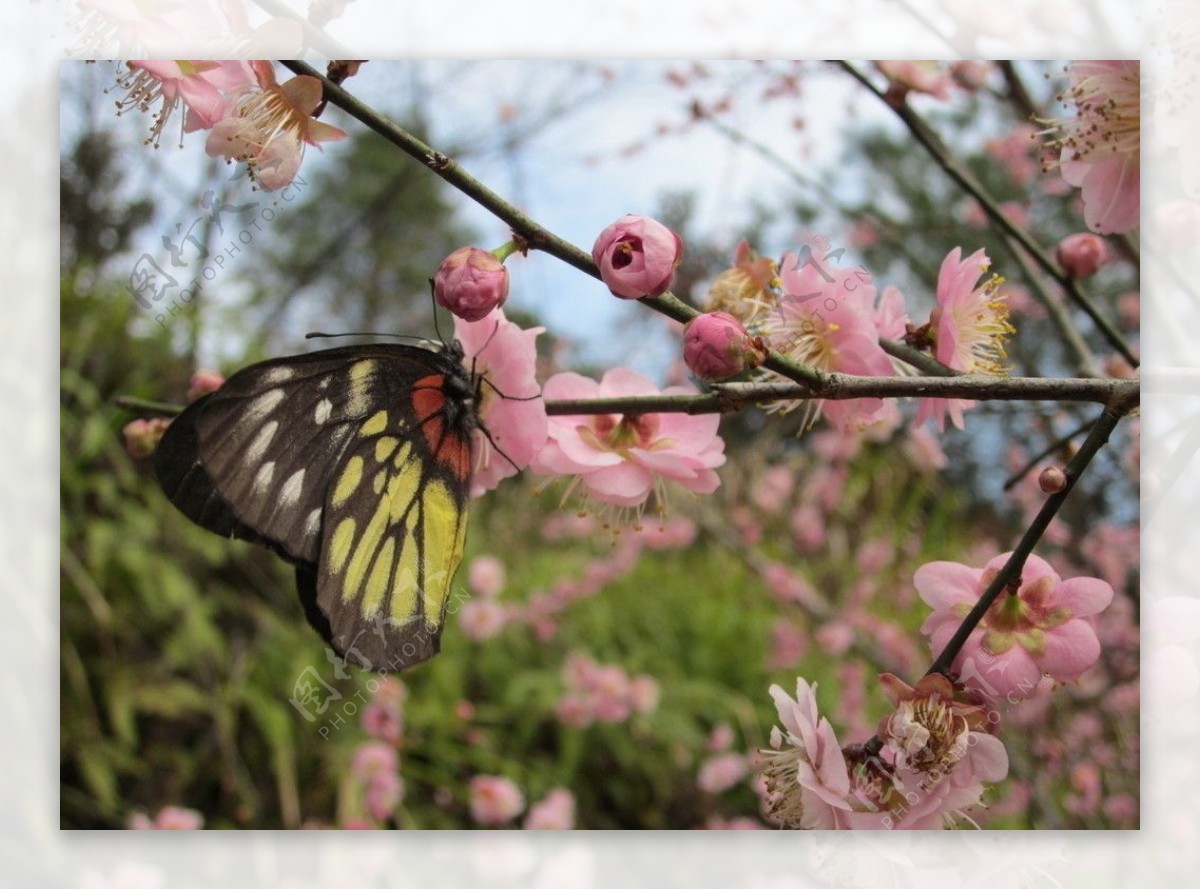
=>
[434,247,510,321]
[682,311,765,380]
[592,214,683,299]
[1056,233,1110,279]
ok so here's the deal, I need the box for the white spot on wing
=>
[245,420,278,464]
[314,398,333,425]
[279,468,306,506]
[252,461,275,495]
[304,508,322,540]
[262,366,296,384]
[245,389,286,424]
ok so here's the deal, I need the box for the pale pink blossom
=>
[627,674,660,714]
[592,214,683,299]
[1047,61,1140,234]
[364,771,405,821]
[205,60,346,190]
[523,788,576,830]
[128,805,204,830]
[914,247,1013,432]
[916,553,1115,701]
[186,369,225,403]
[985,124,1041,186]
[875,61,954,101]
[116,60,254,146]
[360,700,403,744]
[698,752,749,794]
[467,554,506,598]
[705,240,780,322]
[122,417,170,459]
[469,775,525,826]
[459,598,508,641]
[532,367,725,508]
[763,250,895,431]
[350,741,398,781]
[901,426,948,472]
[454,309,548,497]
[768,618,808,669]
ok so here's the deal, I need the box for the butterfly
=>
[154,339,481,672]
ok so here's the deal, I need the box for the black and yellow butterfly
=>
[155,339,480,672]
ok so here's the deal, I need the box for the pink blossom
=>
[532,367,725,508]
[364,771,405,821]
[360,700,403,744]
[875,61,954,101]
[815,621,855,656]
[186,369,225,403]
[705,240,780,322]
[708,723,736,752]
[206,61,346,190]
[459,598,508,641]
[949,61,993,91]
[122,417,170,459]
[469,775,525,826]
[454,309,548,496]
[128,805,204,830]
[1049,61,1140,234]
[901,426,948,472]
[767,618,808,669]
[467,554,506,598]
[915,553,1115,701]
[433,247,510,321]
[1056,232,1111,278]
[763,250,895,431]
[682,311,766,380]
[985,124,1040,187]
[627,674,660,713]
[697,752,749,794]
[523,788,576,830]
[592,214,683,299]
[116,60,254,146]
[350,741,398,781]
[914,247,1013,432]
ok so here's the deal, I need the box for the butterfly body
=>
[155,341,477,671]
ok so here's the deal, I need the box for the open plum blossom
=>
[762,249,896,431]
[206,60,346,190]
[913,247,1013,432]
[453,308,547,497]
[532,367,725,509]
[760,675,1007,829]
[115,60,254,146]
[1044,60,1140,234]
[469,775,525,826]
[915,553,1115,701]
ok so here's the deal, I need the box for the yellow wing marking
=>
[362,537,395,617]
[374,436,399,462]
[418,479,466,629]
[340,460,422,608]
[391,506,421,624]
[329,517,356,574]
[345,360,375,415]
[331,455,364,506]
[361,410,389,437]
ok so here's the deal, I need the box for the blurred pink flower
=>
[459,598,508,642]
[364,771,405,822]
[205,61,346,190]
[532,367,725,508]
[128,805,204,830]
[1056,232,1111,278]
[985,124,1040,186]
[763,250,895,431]
[592,214,683,299]
[914,247,1013,432]
[434,247,510,322]
[949,60,992,91]
[1048,61,1140,234]
[467,555,506,598]
[350,741,398,782]
[523,788,576,830]
[454,308,548,497]
[360,700,403,744]
[186,369,225,403]
[708,723,736,752]
[875,61,954,102]
[767,618,808,669]
[627,674,660,714]
[698,752,749,794]
[469,775,525,826]
[901,426,948,472]
[122,417,170,459]
[916,552,1115,701]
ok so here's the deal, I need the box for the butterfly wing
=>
[155,343,475,670]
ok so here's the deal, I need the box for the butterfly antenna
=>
[427,278,448,345]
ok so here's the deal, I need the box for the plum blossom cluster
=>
[760,674,1008,829]
[555,652,660,728]
[468,777,577,829]
[115,60,346,190]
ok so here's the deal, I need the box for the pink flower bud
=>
[1056,233,1110,278]
[468,775,525,826]
[1038,466,1068,493]
[187,369,225,403]
[122,417,171,459]
[433,247,510,321]
[682,311,765,380]
[592,214,683,299]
